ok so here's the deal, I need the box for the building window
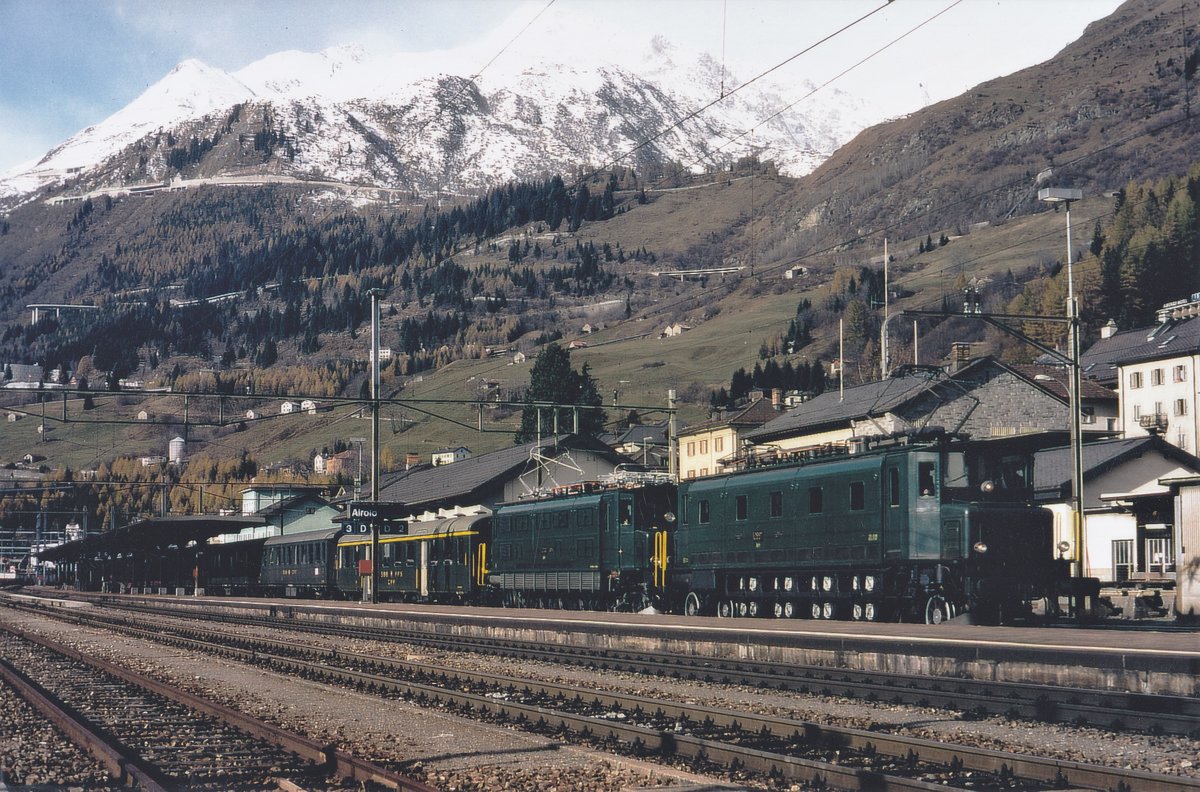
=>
[1177,430,1189,451]
[735,494,748,521]
[686,441,695,457]
[1174,365,1188,383]
[1175,398,1188,417]
[1129,371,1143,389]
[715,436,724,453]
[700,468,708,477]
[686,470,696,479]
[700,439,708,454]
[1151,368,1164,386]
[769,491,783,518]
[849,481,866,510]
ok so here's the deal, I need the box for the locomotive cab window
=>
[698,499,711,524]
[808,486,823,514]
[619,497,633,525]
[735,494,748,521]
[918,461,936,497]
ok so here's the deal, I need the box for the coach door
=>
[882,461,906,561]
[599,495,619,588]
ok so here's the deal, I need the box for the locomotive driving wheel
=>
[925,595,950,625]
[717,599,734,618]
[683,591,703,617]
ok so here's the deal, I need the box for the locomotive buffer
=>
[346,501,407,603]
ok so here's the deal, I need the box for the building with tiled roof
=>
[378,434,626,515]
[743,357,1113,454]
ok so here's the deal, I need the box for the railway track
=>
[95,596,1200,737]
[0,623,434,791]
[8,596,1199,792]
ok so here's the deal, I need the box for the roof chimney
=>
[1100,319,1118,339]
[771,388,782,410]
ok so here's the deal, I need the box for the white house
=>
[280,401,300,415]
[245,409,258,420]
[512,351,527,364]
[313,452,328,474]
[1081,295,1200,454]
[301,399,324,415]
[431,446,471,466]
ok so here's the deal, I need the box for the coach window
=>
[918,461,937,497]
[698,499,711,524]
[808,486,823,514]
[735,494,748,521]
[888,468,901,506]
[770,491,783,518]
[849,481,865,511]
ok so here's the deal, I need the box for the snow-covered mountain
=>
[0,40,878,210]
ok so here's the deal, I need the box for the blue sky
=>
[1,0,1125,175]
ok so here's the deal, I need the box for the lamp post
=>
[1038,186,1085,578]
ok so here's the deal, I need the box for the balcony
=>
[1138,413,1169,431]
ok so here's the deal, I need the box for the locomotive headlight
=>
[783,576,794,592]
[822,575,834,592]
[748,577,759,592]
[980,480,996,494]
[972,541,988,555]
[863,575,876,592]
[663,512,676,523]
[1058,540,1072,555]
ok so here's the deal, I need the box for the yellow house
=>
[678,397,780,479]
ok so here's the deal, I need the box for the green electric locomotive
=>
[670,432,1065,623]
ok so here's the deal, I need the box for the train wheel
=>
[773,602,784,618]
[735,601,749,617]
[821,601,835,619]
[684,592,703,617]
[851,603,863,620]
[863,602,878,621]
[783,601,795,618]
[810,602,822,620]
[718,599,734,618]
[925,595,949,625]
[747,601,759,617]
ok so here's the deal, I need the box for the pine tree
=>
[515,344,606,442]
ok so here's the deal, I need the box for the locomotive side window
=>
[808,486,823,514]
[769,491,783,518]
[698,499,711,524]
[918,462,936,496]
[888,468,901,506]
[849,481,865,511]
[619,498,633,525]
[735,494,748,521]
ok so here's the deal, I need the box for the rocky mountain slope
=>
[0,40,871,212]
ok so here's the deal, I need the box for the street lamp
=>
[1039,186,1085,578]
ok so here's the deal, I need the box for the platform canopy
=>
[38,515,265,562]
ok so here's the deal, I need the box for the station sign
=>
[345,501,408,536]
